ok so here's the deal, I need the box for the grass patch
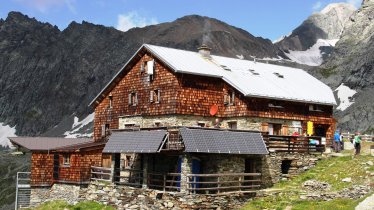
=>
[242,154,374,210]
[319,66,337,78]
[28,200,115,210]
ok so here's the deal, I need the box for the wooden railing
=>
[264,135,326,153]
[115,169,143,187]
[91,166,112,181]
[148,172,181,191]
[187,173,261,194]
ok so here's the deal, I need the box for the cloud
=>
[346,0,362,8]
[13,0,76,13]
[116,11,158,32]
[312,1,323,12]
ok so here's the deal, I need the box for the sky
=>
[0,0,362,41]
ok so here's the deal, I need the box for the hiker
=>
[334,131,340,152]
[340,132,344,150]
[354,132,362,155]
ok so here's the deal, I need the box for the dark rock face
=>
[0,12,284,137]
[314,0,374,133]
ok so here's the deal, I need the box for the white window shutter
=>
[150,90,154,102]
[147,60,154,75]
[101,124,106,137]
[128,93,132,105]
[135,93,138,104]
[231,92,235,104]
[157,90,161,102]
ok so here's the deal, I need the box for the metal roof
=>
[89,44,336,107]
[145,44,336,105]
[8,137,93,151]
[102,130,167,153]
[180,127,268,155]
[53,141,106,151]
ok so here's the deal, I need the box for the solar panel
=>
[180,127,268,155]
[103,130,166,153]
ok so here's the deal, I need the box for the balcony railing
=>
[264,135,326,153]
[187,173,262,194]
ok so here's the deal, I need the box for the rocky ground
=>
[80,183,253,210]
[243,143,374,209]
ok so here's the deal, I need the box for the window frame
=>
[224,90,235,106]
[63,154,71,166]
[128,92,138,106]
[150,89,161,103]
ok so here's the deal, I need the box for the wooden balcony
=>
[264,135,327,153]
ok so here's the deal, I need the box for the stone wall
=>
[30,184,81,207]
[119,114,303,135]
[81,182,254,209]
[263,152,321,186]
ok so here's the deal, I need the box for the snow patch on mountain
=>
[64,113,94,138]
[236,54,244,59]
[0,123,17,147]
[335,83,357,111]
[285,39,339,66]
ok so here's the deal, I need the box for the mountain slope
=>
[0,12,284,145]
[315,0,374,132]
[276,3,355,66]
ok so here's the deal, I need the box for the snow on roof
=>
[145,44,336,105]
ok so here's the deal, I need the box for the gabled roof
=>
[9,137,93,151]
[90,44,336,107]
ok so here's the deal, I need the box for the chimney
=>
[198,44,211,58]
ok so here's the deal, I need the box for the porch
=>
[90,166,262,195]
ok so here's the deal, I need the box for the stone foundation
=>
[81,182,254,209]
[263,152,321,185]
[118,114,301,135]
[30,184,81,207]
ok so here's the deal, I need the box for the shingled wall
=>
[93,51,335,141]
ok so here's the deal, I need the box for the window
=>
[63,154,70,166]
[228,121,237,129]
[224,90,235,105]
[268,101,283,108]
[150,89,161,103]
[309,104,323,112]
[268,123,282,135]
[140,61,147,73]
[101,124,110,137]
[128,92,138,106]
[124,123,139,129]
[108,94,113,109]
[197,122,206,127]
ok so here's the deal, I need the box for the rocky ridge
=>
[0,12,284,144]
[315,0,374,132]
[276,3,355,51]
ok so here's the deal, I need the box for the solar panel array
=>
[180,127,268,154]
[103,130,166,153]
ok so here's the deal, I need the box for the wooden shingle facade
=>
[92,45,336,142]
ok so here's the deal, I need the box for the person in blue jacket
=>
[334,131,340,152]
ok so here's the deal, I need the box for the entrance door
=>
[245,159,256,185]
[315,124,327,137]
[176,157,182,189]
[53,153,59,180]
[191,158,201,190]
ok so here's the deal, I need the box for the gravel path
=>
[356,193,374,210]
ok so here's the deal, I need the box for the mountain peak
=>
[320,3,356,15]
